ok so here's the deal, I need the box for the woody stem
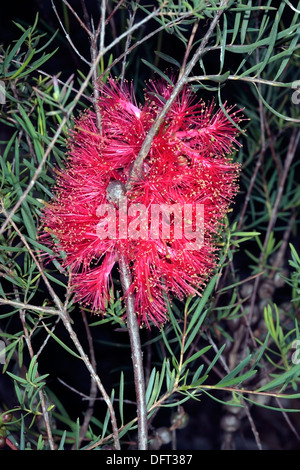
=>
[118,252,148,450]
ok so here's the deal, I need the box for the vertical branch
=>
[91,31,103,133]
[121,6,137,84]
[118,252,148,450]
[99,0,106,55]
[178,17,200,81]
[91,0,107,133]
[71,310,98,449]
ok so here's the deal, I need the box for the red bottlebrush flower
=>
[41,76,243,328]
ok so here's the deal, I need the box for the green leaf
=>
[21,206,36,239]
[42,322,82,359]
[145,367,157,406]
[141,59,174,85]
[231,8,241,45]
[154,51,181,68]
[257,365,300,392]
[58,430,67,450]
[101,389,115,439]
[220,13,227,72]
[190,364,206,387]
[160,327,177,361]
[20,416,26,450]
[205,343,226,376]
[184,310,208,353]
[252,82,300,122]
[183,345,212,366]
[75,418,80,450]
[217,355,254,387]
[218,369,257,388]
[274,24,300,81]
[27,355,39,382]
[15,104,37,137]
[253,2,285,77]
[165,360,176,393]
[44,271,67,288]
[240,0,252,45]
[6,48,36,79]
[226,23,300,53]
[119,371,124,426]
[4,28,31,67]
[186,274,217,336]
[6,371,28,385]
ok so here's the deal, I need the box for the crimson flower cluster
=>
[42,76,243,328]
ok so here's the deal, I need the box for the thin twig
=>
[51,0,91,65]
[106,0,126,25]
[88,0,107,133]
[58,377,136,404]
[63,0,92,35]
[71,310,98,449]
[190,74,299,90]
[242,400,262,450]
[275,397,300,444]
[99,13,197,84]
[237,149,264,231]
[121,6,137,84]
[18,306,56,449]
[90,31,102,133]
[0,298,61,315]
[178,17,200,81]
[99,0,106,56]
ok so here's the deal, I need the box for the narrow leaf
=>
[42,322,81,359]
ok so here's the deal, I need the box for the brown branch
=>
[178,17,200,81]
[63,0,93,35]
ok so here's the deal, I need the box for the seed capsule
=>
[220,414,240,433]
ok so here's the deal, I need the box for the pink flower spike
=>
[41,75,244,328]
